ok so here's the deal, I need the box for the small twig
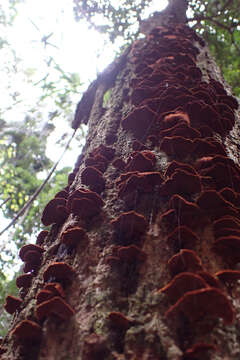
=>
[0,197,11,209]
[0,129,77,237]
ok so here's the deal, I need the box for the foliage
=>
[74,0,240,96]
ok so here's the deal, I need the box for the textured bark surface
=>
[1,19,240,360]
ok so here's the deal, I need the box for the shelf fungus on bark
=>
[193,138,226,157]
[125,150,156,172]
[213,236,240,264]
[11,320,42,342]
[111,211,148,241]
[60,226,87,247]
[36,230,49,246]
[197,190,238,219]
[118,171,163,198]
[159,169,202,196]
[121,105,157,140]
[108,311,133,330]
[168,249,203,276]
[81,166,105,194]
[160,136,194,157]
[36,282,65,305]
[219,187,240,207]
[215,270,240,286]
[182,343,217,359]
[16,273,34,289]
[4,295,22,314]
[165,161,197,178]
[36,296,75,321]
[117,245,147,263]
[43,261,75,283]
[67,188,104,218]
[166,226,200,249]
[158,272,208,304]
[41,197,69,226]
[165,287,234,325]
[169,195,201,224]
[196,271,220,288]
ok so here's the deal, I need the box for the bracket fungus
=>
[108,311,133,330]
[19,244,44,262]
[167,226,200,249]
[4,295,22,314]
[41,197,69,226]
[60,226,87,247]
[197,190,238,217]
[43,262,75,283]
[67,188,104,218]
[36,296,75,321]
[213,236,240,264]
[168,249,203,276]
[165,287,234,325]
[117,245,147,263]
[11,320,42,342]
[160,136,194,157]
[16,273,34,289]
[36,230,48,245]
[164,161,197,178]
[122,105,157,140]
[111,211,148,241]
[158,272,208,304]
[215,270,240,285]
[81,166,105,194]
[160,170,202,196]
[125,150,156,172]
[118,171,163,198]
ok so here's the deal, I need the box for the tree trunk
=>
[2,9,240,360]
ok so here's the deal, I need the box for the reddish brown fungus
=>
[36,230,48,245]
[16,274,34,289]
[81,166,105,193]
[167,226,199,249]
[36,296,75,321]
[112,158,126,170]
[169,195,201,223]
[118,171,163,197]
[215,269,240,284]
[44,282,65,298]
[168,249,203,276]
[36,289,53,305]
[165,161,197,178]
[11,320,42,341]
[117,245,147,262]
[160,169,201,196]
[161,111,190,128]
[166,287,234,325]
[122,105,157,139]
[213,216,240,232]
[213,236,240,263]
[41,197,69,226]
[197,190,238,216]
[4,295,22,314]
[125,151,156,172]
[19,244,44,262]
[54,190,68,199]
[158,272,207,304]
[108,312,132,330]
[160,136,194,157]
[61,226,87,247]
[43,262,75,283]
[111,211,147,239]
[67,189,104,217]
[197,271,220,288]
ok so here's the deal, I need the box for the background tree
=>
[1,0,240,358]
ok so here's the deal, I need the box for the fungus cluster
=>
[123,22,239,353]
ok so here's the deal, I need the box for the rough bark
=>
[1,6,240,360]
